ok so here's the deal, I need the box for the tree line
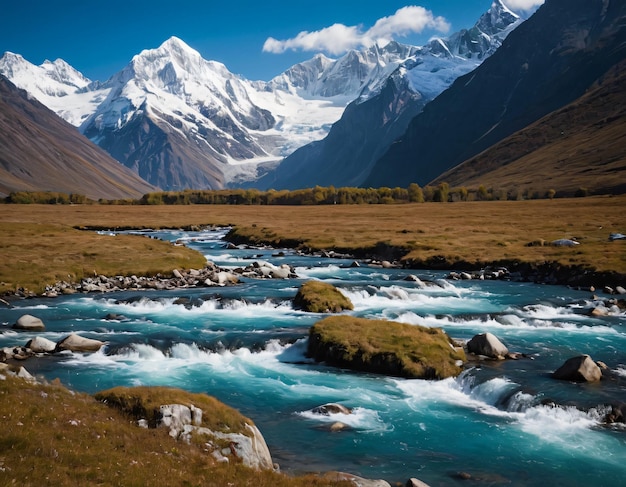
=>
[3,184,591,206]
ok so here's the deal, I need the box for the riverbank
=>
[1,197,624,296]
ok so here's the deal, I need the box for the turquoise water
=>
[1,228,625,486]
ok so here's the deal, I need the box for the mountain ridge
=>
[0,75,157,200]
[257,0,523,190]
[364,0,626,190]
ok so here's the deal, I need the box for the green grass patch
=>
[293,281,354,313]
[308,316,466,379]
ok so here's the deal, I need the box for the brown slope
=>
[432,61,626,196]
[0,75,157,200]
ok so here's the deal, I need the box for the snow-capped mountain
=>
[1,35,422,189]
[0,53,107,126]
[0,0,530,191]
[265,41,421,100]
[257,0,525,190]
[363,0,625,190]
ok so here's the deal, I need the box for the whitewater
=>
[1,228,624,486]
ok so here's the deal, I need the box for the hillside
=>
[432,60,626,196]
[0,76,156,200]
[364,0,626,191]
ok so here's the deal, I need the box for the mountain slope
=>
[364,0,626,189]
[257,0,524,190]
[432,60,626,196]
[0,75,156,200]
[1,37,426,191]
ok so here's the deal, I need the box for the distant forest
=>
[4,184,590,205]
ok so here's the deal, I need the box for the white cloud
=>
[504,0,545,11]
[263,5,450,55]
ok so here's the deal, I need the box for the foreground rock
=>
[552,354,603,382]
[308,316,465,379]
[13,314,45,331]
[467,333,509,360]
[95,386,275,470]
[321,471,391,487]
[294,281,354,313]
[56,333,106,352]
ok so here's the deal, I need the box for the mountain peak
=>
[158,36,199,56]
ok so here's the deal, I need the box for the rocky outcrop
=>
[552,354,603,382]
[95,386,275,471]
[467,333,509,360]
[12,314,45,331]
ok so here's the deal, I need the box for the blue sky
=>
[2,0,543,82]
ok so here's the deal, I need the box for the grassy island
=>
[293,281,354,313]
[308,316,466,379]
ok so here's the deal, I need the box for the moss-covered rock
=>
[308,316,465,379]
[95,386,250,433]
[293,281,353,313]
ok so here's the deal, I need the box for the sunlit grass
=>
[0,375,352,486]
[0,196,625,295]
[309,316,466,379]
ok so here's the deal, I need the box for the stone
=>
[616,286,626,295]
[322,472,391,487]
[552,354,602,382]
[270,265,290,279]
[329,421,349,432]
[172,269,184,279]
[56,333,105,352]
[13,314,45,331]
[407,478,431,487]
[312,403,353,416]
[205,423,274,470]
[467,333,509,359]
[26,336,57,353]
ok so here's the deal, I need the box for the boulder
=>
[13,314,45,331]
[205,423,274,471]
[26,336,57,353]
[56,333,105,352]
[552,354,602,382]
[407,479,431,487]
[311,403,353,416]
[322,472,391,487]
[467,333,509,359]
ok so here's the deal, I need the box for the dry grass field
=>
[0,375,352,487]
[0,196,625,294]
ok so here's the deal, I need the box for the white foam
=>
[296,406,390,433]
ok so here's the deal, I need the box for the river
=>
[1,227,624,486]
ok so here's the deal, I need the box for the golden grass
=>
[293,281,354,313]
[0,196,625,295]
[309,316,466,379]
[0,221,206,295]
[95,386,251,434]
[0,375,352,487]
